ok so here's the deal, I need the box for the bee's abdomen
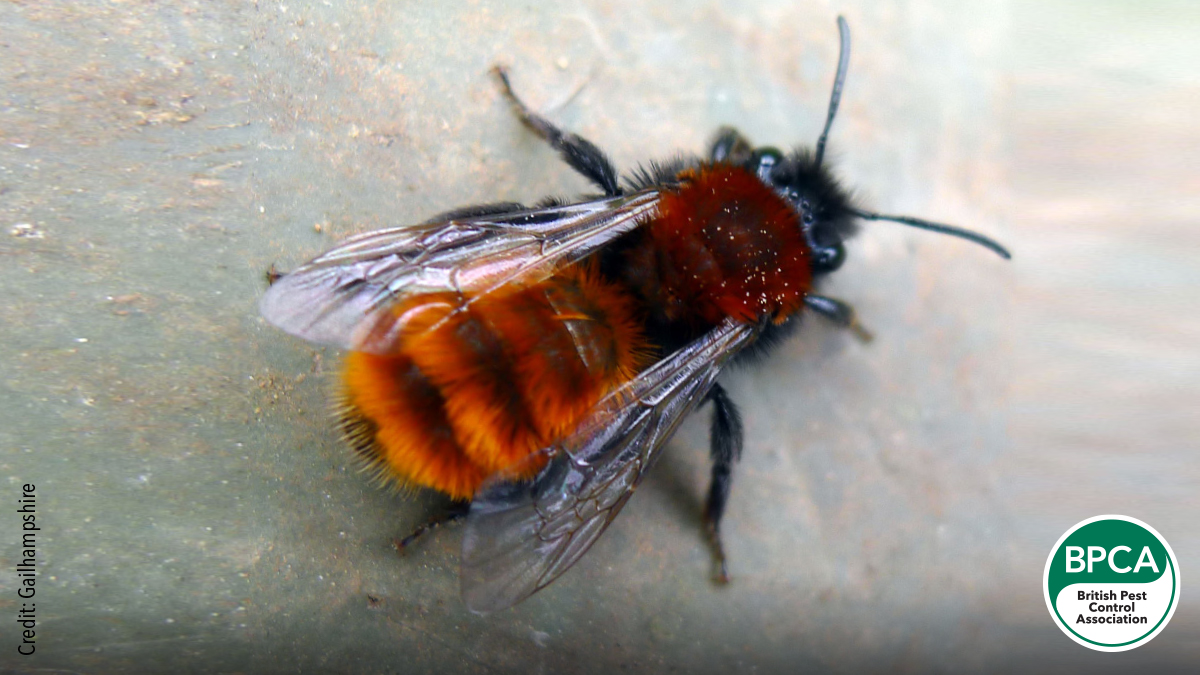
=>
[622,164,812,326]
[340,264,645,500]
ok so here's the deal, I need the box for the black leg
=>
[422,201,527,224]
[709,126,755,165]
[805,294,873,343]
[704,382,744,584]
[393,501,471,553]
[493,66,622,197]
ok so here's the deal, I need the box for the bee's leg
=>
[804,294,874,343]
[704,382,744,584]
[393,500,471,553]
[492,66,622,197]
[422,201,527,224]
[709,127,755,165]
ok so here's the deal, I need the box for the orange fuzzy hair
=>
[642,164,812,325]
[339,262,647,500]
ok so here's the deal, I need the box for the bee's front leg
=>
[492,66,622,197]
[804,294,874,343]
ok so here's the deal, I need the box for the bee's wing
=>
[259,190,661,353]
[460,319,759,614]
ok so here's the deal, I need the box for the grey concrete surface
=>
[0,0,1196,673]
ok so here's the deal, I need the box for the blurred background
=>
[0,0,1196,672]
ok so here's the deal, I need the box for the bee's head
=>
[733,16,1010,275]
[750,147,858,276]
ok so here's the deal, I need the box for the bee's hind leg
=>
[704,382,744,584]
[492,66,622,197]
[394,500,471,554]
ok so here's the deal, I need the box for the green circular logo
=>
[1044,515,1180,652]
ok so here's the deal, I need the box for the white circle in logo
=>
[1043,515,1180,652]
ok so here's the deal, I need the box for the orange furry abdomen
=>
[339,264,646,500]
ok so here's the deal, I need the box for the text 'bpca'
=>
[1065,546,1160,574]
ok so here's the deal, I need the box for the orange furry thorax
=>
[616,164,812,327]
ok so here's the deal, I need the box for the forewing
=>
[460,319,759,613]
[259,190,660,353]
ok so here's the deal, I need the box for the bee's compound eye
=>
[813,242,846,273]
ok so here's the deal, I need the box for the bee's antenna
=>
[848,207,1012,259]
[814,16,851,168]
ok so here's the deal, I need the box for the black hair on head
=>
[766,148,859,248]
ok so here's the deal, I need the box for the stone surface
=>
[0,1,1196,672]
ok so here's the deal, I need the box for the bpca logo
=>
[1043,515,1180,652]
